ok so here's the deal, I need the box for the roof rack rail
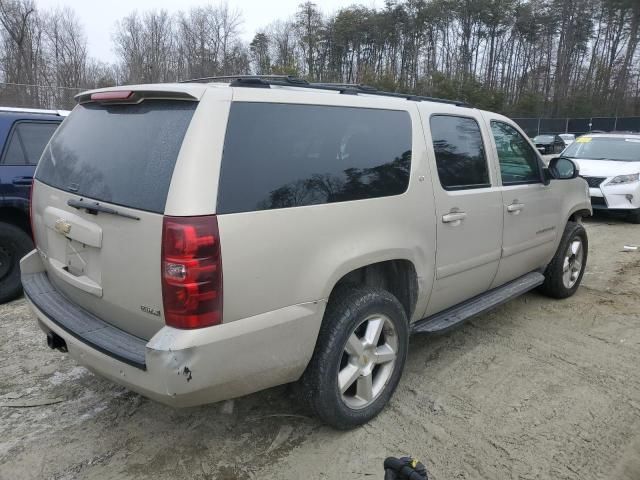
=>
[0,106,70,116]
[180,74,309,85]
[179,75,470,107]
[312,82,378,92]
[310,82,469,106]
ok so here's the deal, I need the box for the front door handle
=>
[507,202,525,213]
[442,211,467,224]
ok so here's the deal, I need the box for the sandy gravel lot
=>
[1,214,639,480]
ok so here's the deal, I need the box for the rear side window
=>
[217,103,412,214]
[36,100,196,213]
[2,122,59,165]
[430,115,490,190]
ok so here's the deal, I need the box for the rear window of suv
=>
[217,103,412,214]
[36,100,196,213]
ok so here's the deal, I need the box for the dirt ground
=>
[1,213,640,480]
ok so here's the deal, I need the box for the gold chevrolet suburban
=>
[21,76,591,429]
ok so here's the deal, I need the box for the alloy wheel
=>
[562,236,584,289]
[338,314,398,409]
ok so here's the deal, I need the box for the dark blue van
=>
[0,107,67,302]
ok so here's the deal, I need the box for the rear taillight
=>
[161,215,223,329]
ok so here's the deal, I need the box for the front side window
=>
[430,115,490,190]
[217,103,412,214]
[490,121,541,185]
[2,121,59,165]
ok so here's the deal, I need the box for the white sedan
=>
[562,133,640,223]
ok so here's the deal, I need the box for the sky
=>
[34,0,381,64]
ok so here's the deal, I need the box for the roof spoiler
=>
[75,89,199,104]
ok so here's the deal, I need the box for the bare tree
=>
[43,8,87,105]
[174,3,247,80]
[267,19,298,74]
[113,9,174,84]
[1,0,640,116]
[0,0,42,105]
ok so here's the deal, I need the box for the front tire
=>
[539,221,587,299]
[0,222,33,303]
[300,286,409,429]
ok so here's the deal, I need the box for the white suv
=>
[21,76,591,428]
[561,133,640,223]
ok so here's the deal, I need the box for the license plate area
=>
[43,206,104,296]
[65,238,91,277]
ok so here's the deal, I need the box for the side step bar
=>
[412,272,545,335]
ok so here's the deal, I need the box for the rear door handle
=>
[507,202,525,213]
[442,211,467,224]
[12,176,33,186]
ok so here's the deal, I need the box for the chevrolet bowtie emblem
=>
[54,219,72,235]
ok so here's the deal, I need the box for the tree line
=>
[0,0,639,117]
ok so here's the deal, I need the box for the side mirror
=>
[547,157,579,181]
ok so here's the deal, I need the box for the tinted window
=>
[490,121,541,185]
[20,122,59,164]
[217,103,412,214]
[3,130,25,164]
[36,100,196,213]
[430,115,490,190]
[2,122,59,165]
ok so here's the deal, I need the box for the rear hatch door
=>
[33,95,198,340]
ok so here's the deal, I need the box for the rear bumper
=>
[21,250,324,407]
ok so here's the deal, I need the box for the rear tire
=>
[300,286,409,429]
[539,221,587,299]
[0,222,33,304]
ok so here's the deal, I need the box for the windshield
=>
[534,135,554,142]
[562,137,640,162]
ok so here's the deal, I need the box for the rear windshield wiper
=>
[67,198,140,220]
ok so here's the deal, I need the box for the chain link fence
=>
[512,116,640,137]
[0,82,83,110]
